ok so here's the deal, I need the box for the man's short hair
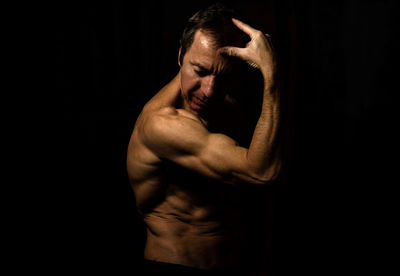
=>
[179,3,249,65]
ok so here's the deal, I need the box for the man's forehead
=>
[190,31,218,59]
[189,30,235,73]
[196,30,215,50]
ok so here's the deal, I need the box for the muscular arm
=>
[141,107,271,185]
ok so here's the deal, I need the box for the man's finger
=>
[218,46,245,58]
[232,18,257,37]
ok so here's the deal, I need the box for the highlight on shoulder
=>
[157,106,179,116]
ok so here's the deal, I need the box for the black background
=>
[59,0,398,274]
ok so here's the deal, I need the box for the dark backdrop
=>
[59,0,398,274]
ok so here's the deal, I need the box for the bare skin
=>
[127,18,280,270]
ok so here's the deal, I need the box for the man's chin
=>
[189,101,207,114]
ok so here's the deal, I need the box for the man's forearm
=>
[246,71,280,181]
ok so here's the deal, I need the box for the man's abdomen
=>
[143,193,244,270]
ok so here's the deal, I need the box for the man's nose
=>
[201,75,216,98]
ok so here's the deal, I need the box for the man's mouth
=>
[192,96,207,109]
[193,96,207,106]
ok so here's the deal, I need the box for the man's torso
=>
[126,78,250,270]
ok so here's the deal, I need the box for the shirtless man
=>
[127,4,281,275]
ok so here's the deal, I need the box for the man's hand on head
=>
[218,18,276,85]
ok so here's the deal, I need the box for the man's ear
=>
[178,47,182,67]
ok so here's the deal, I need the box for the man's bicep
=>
[175,133,267,185]
[198,134,251,181]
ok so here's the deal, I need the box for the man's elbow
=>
[231,160,282,186]
[256,161,282,185]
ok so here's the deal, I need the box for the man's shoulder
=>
[149,106,179,116]
[137,106,174,127]
[138,107,193,142]
[136,106,209,159]
[141,106,202,129]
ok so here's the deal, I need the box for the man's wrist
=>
[261,70,275,91]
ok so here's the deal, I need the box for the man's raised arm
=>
[219,18,281,182]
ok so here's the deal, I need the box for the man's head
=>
[178,3,248,116]
[179,3,247,66]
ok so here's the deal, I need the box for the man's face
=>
[179,30,236,116]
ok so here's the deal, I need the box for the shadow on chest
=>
[162,161,241,207]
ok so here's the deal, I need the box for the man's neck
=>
[180,99,211,128]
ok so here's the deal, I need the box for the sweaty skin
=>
[127,19,280,270]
